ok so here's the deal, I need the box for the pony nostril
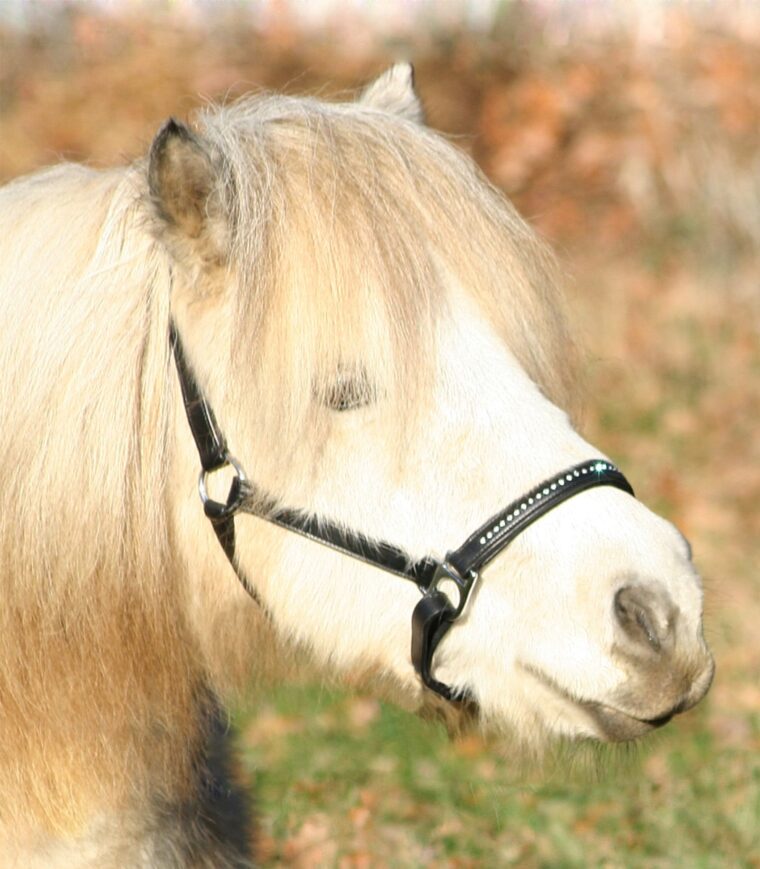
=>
[614,585,676,654]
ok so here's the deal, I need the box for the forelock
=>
[194,94,578,451]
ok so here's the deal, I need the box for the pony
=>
[0,64,713,866]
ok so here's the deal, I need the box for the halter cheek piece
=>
[170,323,635,702]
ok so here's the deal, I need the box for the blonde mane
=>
[202,95,577,453]
[0,92,576,840]
[0,165,194,834]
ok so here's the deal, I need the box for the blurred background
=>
[1,1,758,865]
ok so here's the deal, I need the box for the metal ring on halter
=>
[198,454,249,521]
[428,561,480,619]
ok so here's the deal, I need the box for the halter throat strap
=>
[170,322,635,702]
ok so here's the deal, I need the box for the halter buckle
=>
[198,454,249,522]
[430,560,479,619]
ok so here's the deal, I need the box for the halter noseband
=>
[170,323,635,702]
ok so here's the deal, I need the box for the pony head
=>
[148,64,713,745]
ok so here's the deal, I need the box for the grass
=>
[237,685,760,866]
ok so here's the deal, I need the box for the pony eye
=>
[324,370,374,412]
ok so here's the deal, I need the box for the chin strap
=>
[170,322,635,703]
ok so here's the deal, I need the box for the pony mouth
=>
[577,701,675,741]
[520,663,676,742]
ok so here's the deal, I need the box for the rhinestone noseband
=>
[170,323,635,702]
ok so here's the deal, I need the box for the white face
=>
[224,282,713,744]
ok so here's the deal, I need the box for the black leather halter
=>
[170,323,635,701]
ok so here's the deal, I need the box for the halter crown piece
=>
[170,323,635,702]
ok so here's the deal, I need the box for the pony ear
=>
[359,63,424,123]
[148,119,227,260]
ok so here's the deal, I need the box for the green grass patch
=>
[236,686,760,866]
